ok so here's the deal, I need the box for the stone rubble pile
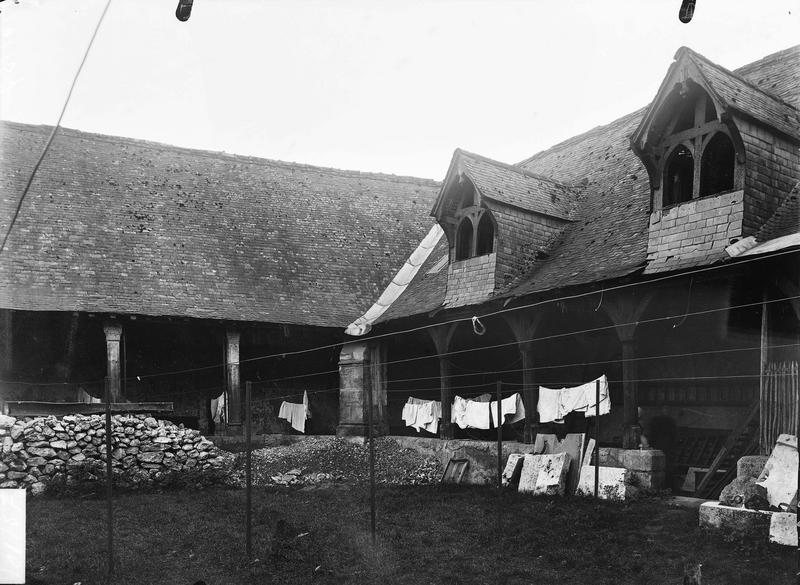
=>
[0,413,230,495]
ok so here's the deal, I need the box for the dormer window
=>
[476,213,495,255]
[664,145,694,206]
[699,132,735,197]
[633,80,744,211]
[455,217,473,261]
[454,208,496,261]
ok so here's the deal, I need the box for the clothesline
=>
[402,374,611,435]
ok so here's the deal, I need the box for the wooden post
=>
[519,341,538,444]
[63,312,80,382]
[225,329,242,430]
[429,325,457,440]
[620,335,640,449]
[102,321,123,403]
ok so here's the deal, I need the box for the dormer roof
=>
[431,149,579,221]
[632,46,800,150]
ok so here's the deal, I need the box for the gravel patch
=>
[226,436,441,488]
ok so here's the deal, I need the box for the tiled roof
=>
[452,150,578,220]
[377,236,449,322]
[0,122,440,327]
[508,110,651,296]
[374,46,799,323]
[754,184,800,243]
[685,47,800,141]
[730,45,800,110]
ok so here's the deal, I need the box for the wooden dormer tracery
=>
[453,205,496,261]
[632,74,746,211]
[439,175,497,262]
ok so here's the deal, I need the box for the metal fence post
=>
[594,378,600,499]
[104,376,114,579]
[365,364,376,543]
[496,381,503,490]
[245,380,252,562]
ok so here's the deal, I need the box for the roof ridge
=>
[734,44,800,75]
[455,147,578,188]
[0,119,441,187]
[678,46,800,113]
[517,108,646,167]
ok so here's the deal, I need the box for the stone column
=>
[337,341,369,436]
[0,310,12,376]
[519,341,537,444]
[437,357,454,439]
[602,291,653,449]
[225,329,242,431]
[503,312,544,444]
[102,320,123,402]
[429,324,457,440]
[369,343,389,435]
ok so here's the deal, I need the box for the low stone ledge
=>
[699,501,773,537]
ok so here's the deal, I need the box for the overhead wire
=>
[4,293,798,390]
[0,0,795,392]
[0,0,113,255]
[22,245,793,385]
[80,338,800,403]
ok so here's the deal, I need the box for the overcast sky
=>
[1,0,798,179]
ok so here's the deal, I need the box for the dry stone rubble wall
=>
[0,413,228,495]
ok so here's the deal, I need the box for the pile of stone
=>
[0,413,230,495]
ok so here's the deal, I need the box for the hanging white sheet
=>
[538,375,610,424]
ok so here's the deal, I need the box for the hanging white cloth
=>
[279,390,311,433]
[538,375,610,423]
[490,392,526,427]
[402,397,441,434]
[452,395,492,430]
[210,391,226,424]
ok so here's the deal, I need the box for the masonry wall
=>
[491,205,568,290]
[444,253,496,307]
[736,116,800,235]
[646,190,743,267]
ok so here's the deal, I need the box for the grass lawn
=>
[27,486,793,585]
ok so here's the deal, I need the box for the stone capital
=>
[102,321,122,342]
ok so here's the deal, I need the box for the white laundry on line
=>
[402,397,441,434]
[490,392,526,427]
[537,375,610,424]
[452,395,492,430]
[279,390,311,433]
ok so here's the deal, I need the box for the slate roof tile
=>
[376,46,799,322]
[454,149,578,220]
[0,122,440,327]
[726,45,800,110]
[685,47,800,141]
[378,237,449,322]
[754,183,800,243]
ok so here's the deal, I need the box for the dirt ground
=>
[26,485,795,585]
